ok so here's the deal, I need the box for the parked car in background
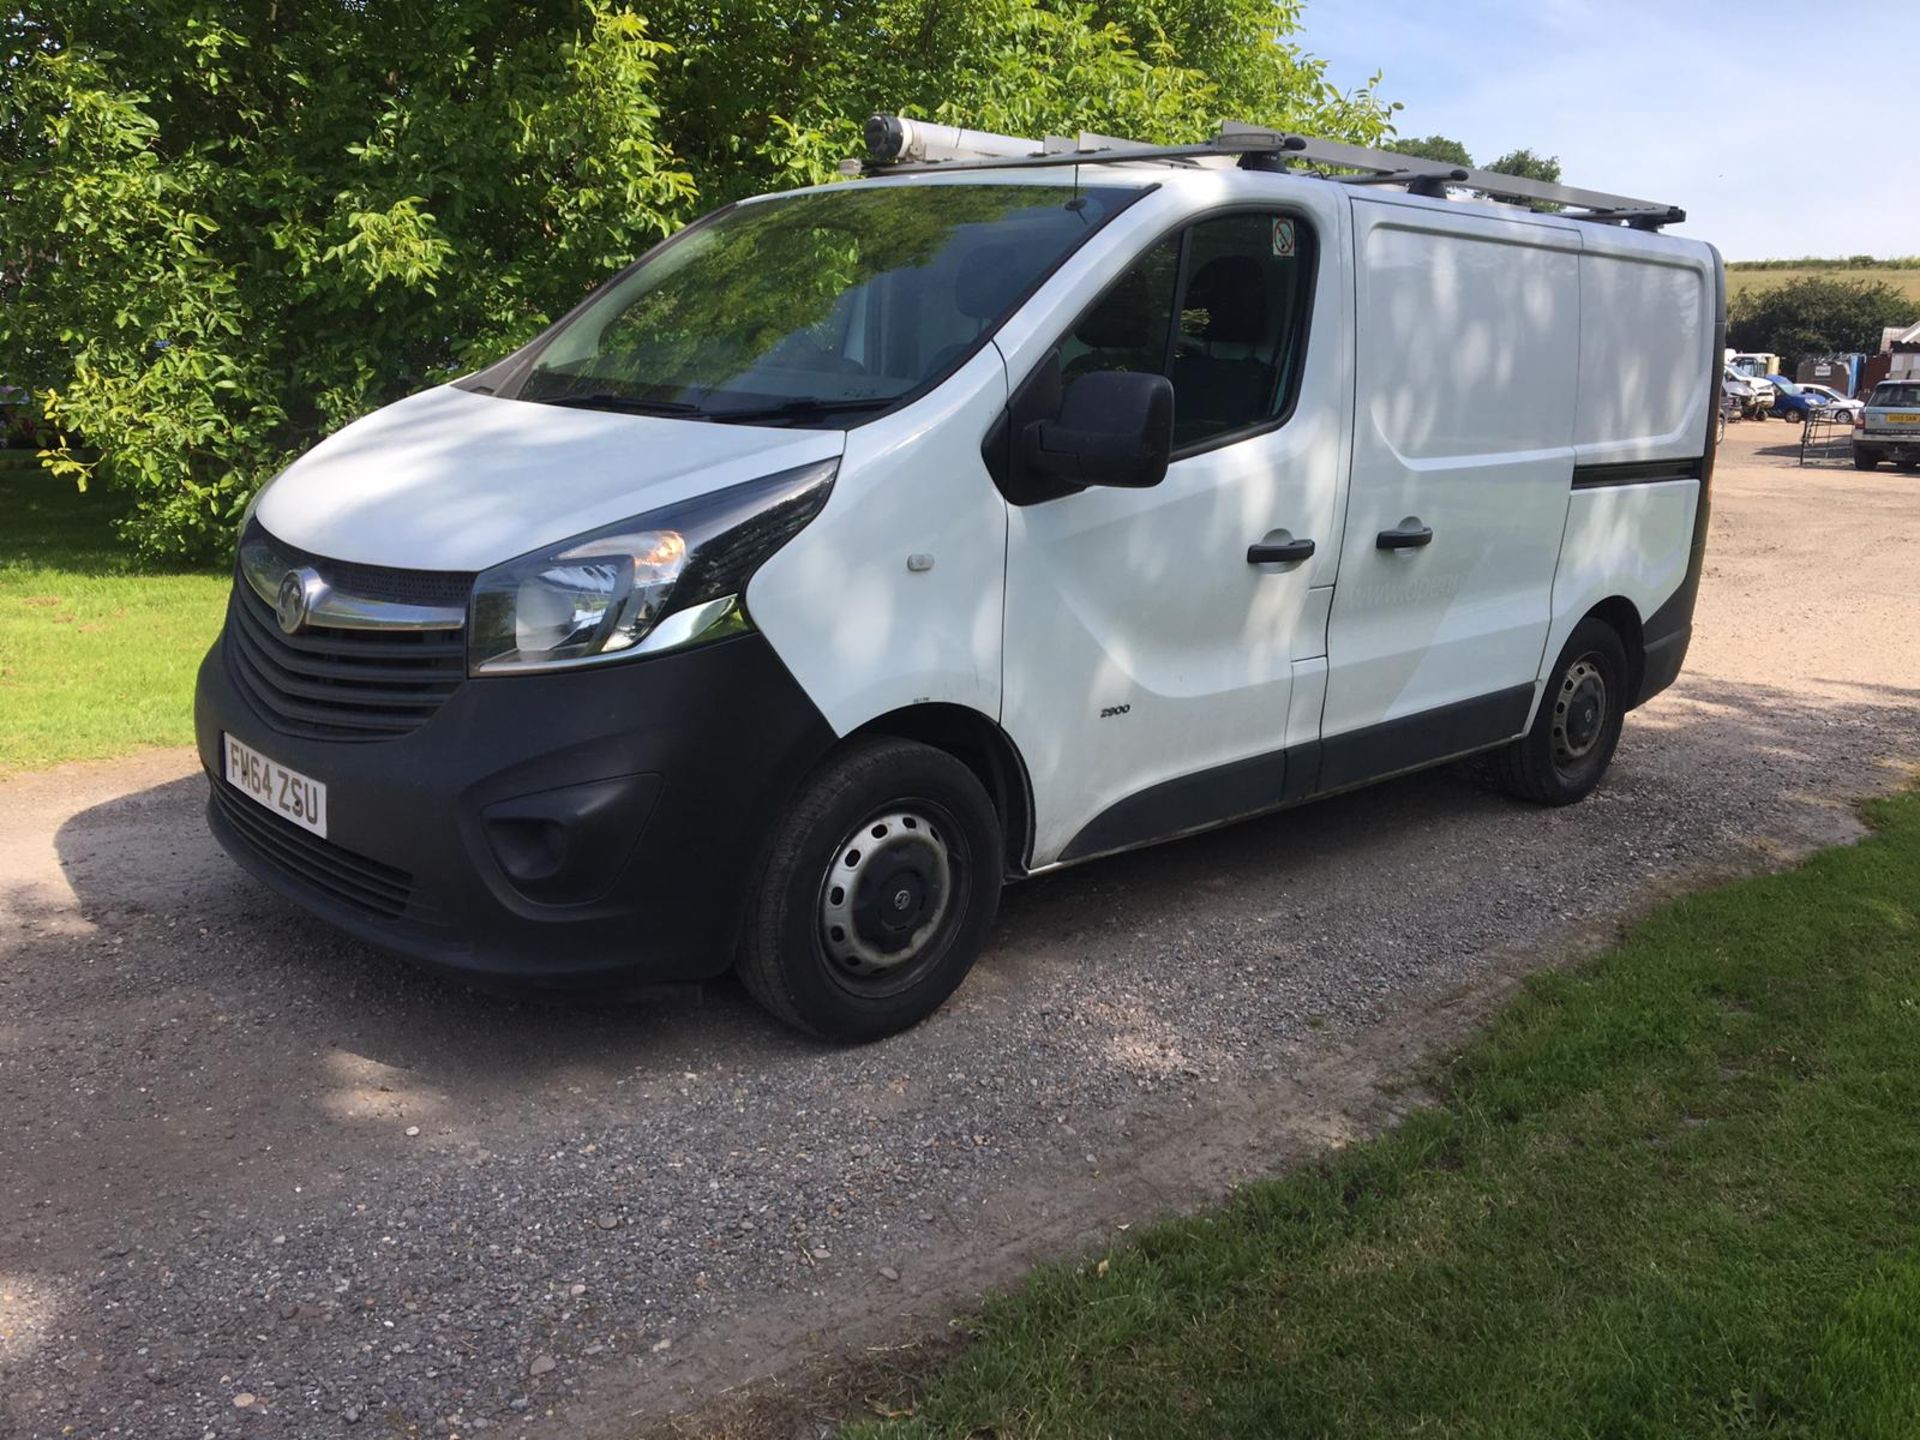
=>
[1727,352,1781,383]
[1797,382,1862,418]
[1853,380,1920,471]
[1723,369,1755,409]
[1765,374,1830,423]
[1723,366,1769,419]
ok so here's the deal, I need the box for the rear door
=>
[1319,199,1582,784]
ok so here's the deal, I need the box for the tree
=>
[1485,148,1562,212]
[1389,134,1473,169]
[1,0,1397,558]
[1729,277,1919,363]
[4,2,696,557]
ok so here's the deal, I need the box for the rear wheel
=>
[1854,450,1880,470]
[1486,617,1629,806]
[736,737,1002,1042]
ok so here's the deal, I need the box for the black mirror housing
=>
[1020,370,1174,490]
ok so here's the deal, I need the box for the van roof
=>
[857,117,1688,232]
[756,165,1713,267]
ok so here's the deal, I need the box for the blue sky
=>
[1304,0,1920,260]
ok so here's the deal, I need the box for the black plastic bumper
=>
[1857,437,1920,464]
[1634,622,1690,708]
[195,628,835,984]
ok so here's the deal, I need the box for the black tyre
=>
[736,737,1002,1042]
[1854,451,1880,471]
[1486,617,1629,806]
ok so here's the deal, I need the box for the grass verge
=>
[0,464,227,773]
[846,792,1920,1439]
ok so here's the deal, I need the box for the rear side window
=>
[1062,212,1316,452]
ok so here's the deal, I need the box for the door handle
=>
[1376,522,1433,551]
[1247,537,1316,565]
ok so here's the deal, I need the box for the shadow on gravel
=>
[40,674,1920,1090]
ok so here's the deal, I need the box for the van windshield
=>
[496,183,1143,424]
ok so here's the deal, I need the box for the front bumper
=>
[195,626,835,985]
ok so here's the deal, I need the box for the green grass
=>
[0,461,228,773]
[851,793,1920,1439]
[1727,265,1920,305]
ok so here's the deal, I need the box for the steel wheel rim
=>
[1552,657,1608,767]
[818,806,957,990]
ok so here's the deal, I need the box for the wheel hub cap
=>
[1552,658,1608,764]
[820,811,952,977]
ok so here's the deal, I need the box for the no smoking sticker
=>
[1272,218,1296,257]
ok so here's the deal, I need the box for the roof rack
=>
[858,115,1685,231]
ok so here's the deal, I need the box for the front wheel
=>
[1485,617,1629,806]
[736,737,1003,1042]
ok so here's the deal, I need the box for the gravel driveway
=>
[3,425,1917,1439]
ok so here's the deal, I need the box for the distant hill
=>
[1727,257,1920,305]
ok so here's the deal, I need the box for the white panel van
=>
[196,123,1721,1040]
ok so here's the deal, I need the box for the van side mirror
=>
[1020,371,1173,489]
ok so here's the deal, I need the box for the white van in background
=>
[196,120,1721,1040]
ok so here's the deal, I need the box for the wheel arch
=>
[850,704,1035,878]
[1583,595,1647,707]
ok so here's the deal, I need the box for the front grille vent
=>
[225,524,471,741]
[209,778,430,923]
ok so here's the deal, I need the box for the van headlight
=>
[468,458,837,675]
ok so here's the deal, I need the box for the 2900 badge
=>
[223,733,328,838]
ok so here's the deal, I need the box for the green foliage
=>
[1485,146,1561,211]
[1730,255,1920,272]
[4,1,696,559]
[1729,275,1920,362]
[0,464,227,772]
[1,0,1395,560]
[1389,133,1473,168]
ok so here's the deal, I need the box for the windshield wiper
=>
[534,392,704,416]
[704,396,896,425]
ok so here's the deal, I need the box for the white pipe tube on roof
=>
[864,115,1039,165]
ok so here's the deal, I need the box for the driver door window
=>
[1062,213,1315,452]
[1057,238,1179,383]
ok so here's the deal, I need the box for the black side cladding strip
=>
[1315,683,1535,794]
[1056,684,1535,865]
[1570,456,1705,489]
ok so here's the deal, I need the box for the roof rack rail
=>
[858,115,1686,231]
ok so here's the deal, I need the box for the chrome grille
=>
[224,525,471,741]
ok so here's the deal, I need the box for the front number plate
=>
[223,733,328,838]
